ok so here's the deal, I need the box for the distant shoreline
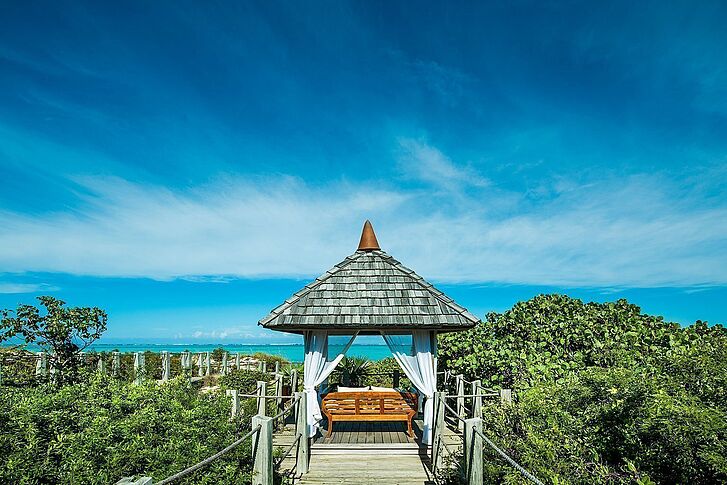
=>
[0,342,394,362]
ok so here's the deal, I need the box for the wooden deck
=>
[316,421,417,445]
[288,454,435,484]
[274,417,462,484]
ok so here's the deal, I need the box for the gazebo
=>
[259,221,479,445]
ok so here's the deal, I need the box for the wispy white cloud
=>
[1,147,725,288]
[397,138,491,192]
[0,283,59,294]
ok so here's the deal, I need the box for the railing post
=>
[35,352,48,378]
[235,353,241,370]
[500,388,512,404]
[205,351,211,376]
[251,415,273,485]
[97,355,106,374]
[112,351,121,377]
[295,391,309,474]
[393,369,400,388]
[431,391,445,472]
[49,353,57,384]
[456,374,465,432]
[181,351,191,379]
[275,361,280,374]
[221,352,228,376]
[472,379,482,418]
[257,380,267,416]
[275,373,284,413]
[258,361,266,373]
[291,369,298,394]
[227,389,240,418]
[197,353,204,377]
[133,352,144,385]
[464,417,483,484]
[161,351,171,382]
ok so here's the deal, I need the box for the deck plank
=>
[294,453,434,485]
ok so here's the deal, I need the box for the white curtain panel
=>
[303,330,359,436]
[381,330,438,445]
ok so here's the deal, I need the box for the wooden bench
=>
[321,391,418,438]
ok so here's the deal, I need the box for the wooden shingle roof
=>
[259,246,480,333]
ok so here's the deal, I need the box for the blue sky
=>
[1,1,725,342]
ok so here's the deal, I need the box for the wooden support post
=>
[48,354,57,384]
[181,351,190,373]
[133,352,144,385]
[197,353,204,377]
[258,361,266,373]
[204,352,211,376]
[295,391,309,474]
[97,355,106,374]
[393,369,400,388]
[274,361,280,374]
[275,373,284,413]
[291,369,298,394]
[226,389,240,418]
[251,415,273,485]
[464,417,483,484]
[257,380,267,416]
[112,352,120,377]
[221,353,228,376]
[456,374,465,432]
[431,391,445,472]
[500,388,512,404]
[472,379,482,418]
[161,351,170,382]
[35,352,48,378]
[235,353,241,370]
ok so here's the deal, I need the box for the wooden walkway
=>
[316,421,417,445]
[274,418,462,484]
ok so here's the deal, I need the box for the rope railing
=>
[441,399,467,424]
[274,434,301,468]
[271,394,302,423]
[436,390,544,485]
[155,424,262,485]
[473,427,545,485]
[444,393,499,399]
[236,393,290,399]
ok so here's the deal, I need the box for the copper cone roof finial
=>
[357,220,381,251]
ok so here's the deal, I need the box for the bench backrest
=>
[322,391,417,416]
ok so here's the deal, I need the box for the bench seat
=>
[321,391,418,438]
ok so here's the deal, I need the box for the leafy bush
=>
[438,294,727,484]
[219,369,270,393]
[0,348,38,387]
[0,374,255,484]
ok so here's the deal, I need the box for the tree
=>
[1,296,107,384]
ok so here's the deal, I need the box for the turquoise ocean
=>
[10,343,395,363]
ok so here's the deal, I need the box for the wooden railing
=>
[0,350,291,386]
[431,373,542,485]
[116,373,309,485]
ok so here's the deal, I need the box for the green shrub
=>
[0,374,255,484]
[437,294,727,484]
